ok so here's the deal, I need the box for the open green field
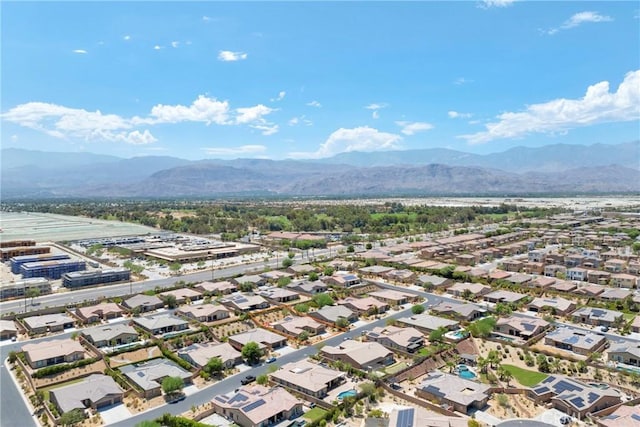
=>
[501,364,548,387]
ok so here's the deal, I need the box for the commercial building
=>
[1,240,36,248]
[10,253,70,274]
[62,268,130,288]
[0,277,51,300]
[1,245,50,261]
[20,259,86,280]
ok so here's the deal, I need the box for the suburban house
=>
[269,360,345,398]
[544,327,606,356]
[176,304,231,323]
[611,273,638,289]
[286,263,317,276]
[607,341,640,367]
[157,288,203,304]
[219,294,270,312]
[368,289,418,306]
[544,264,567,278]
[604,259,626,273]
[527,297,577,316]
[632,315,640,333]
[416,274,452,289]
[271,316,326,338]
[587,271,612,285]
[571,307,624,328]
[483,290,527,305]
[364,325,425,353]
[529,276,556,290]
[527,375,621,420]
[596,405,640,427]
[75,302,124,324]
[358,265,394,278]
[228,329,288,352]
[81,323,139,348]
[230,274,267,288]
[495,316,549,341]
[322,272,362,288]
[599,288,632,302]
[320,340,394,370]
[258,287,300,303]
[308,305,358,326]
[23,312,75,334]
[575,284,605,297]
[120,358,192,398]
[446,282,491,299]
[397,313,459,333]
[337,296,389,315]
[196,280,237,295]
[178,342,242,369]
[416,372,491,415]
[383,269,417,283]
[211,385,304,427]
[0,319,18,340]
[430,301,486,321]
[286,280,328,295]
[50,374,124,414]
[132,313,190,336]
[566,267,588,282]
[23,338,85,369]
[122,294,163,313]
[550,281,578,293]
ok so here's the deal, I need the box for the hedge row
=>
[32,357,97,378]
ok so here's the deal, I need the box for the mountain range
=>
[2,141,638,199]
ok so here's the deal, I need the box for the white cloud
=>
[72,49,87,54]
[547,11,613,35]
[479,0,516,8]
[372,110,380,119]
[395,121,434,135]
[288,115,312,126]
[123,35,131,41]
[250,123,279,136]
[202,16,211,22]
[448,111,473,119]
[365,103,388,110]
[460,70,640,144]
[235,105,275,124]
[2,95,282,143]
[454,77,472,85]
[271,91,286,102]
[1,102,156,144]
[203,144,267,156]
[289,126,402,159]
[218,50,247,61]
[306,100,322,108]
[11,134,18,142]
[171,41,179,48]
[153,45,163,50]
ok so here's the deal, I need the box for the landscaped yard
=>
[303,407,327,423]
[501,364,548,387]
[384,362,408,375]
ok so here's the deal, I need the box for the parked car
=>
[166,393,186,404]
[241,375,256,385]
[266,357,277,363]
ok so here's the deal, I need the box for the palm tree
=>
[477,357,489,374]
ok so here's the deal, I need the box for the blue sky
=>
[2,1,639,160]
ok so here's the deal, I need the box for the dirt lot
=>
[109,346,162,367]
[211,320,255,339]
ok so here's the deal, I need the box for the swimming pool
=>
[337,389,357,400]
[456,364,477,380]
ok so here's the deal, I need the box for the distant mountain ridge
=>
[1,141,638,198]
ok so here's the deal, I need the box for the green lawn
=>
[303,407,327,423]
[501,364,548,387]
[623,312,637,322]
[385,362,408,375]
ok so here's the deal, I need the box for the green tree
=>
[241,341,263,364]
[411,304,425,315]
[323,266,335,276]
[161,376,184,395]
[295,303,309,313]
[26,287,40,305]
[204,357,224,377]
[468,420,481,427]
[282,258,294,268]
[256,374,269,385]
[308,272,319,281]
[346,245,355,253]
[59,409,85,426]
[336,317,350,328]
[298,331,309,342]
[312,293,334,308]
[162,294,178,309]
[169,262,182,273]
[428,327,447,343]
[277,276,292,287]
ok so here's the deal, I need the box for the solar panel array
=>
[242,398,266,412]
[552,380,583,394]
[396,407,414,427]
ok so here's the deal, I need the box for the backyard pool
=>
[337,389,357,400]
[456,364,477,380]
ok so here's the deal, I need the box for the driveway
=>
[99,404,132,425]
